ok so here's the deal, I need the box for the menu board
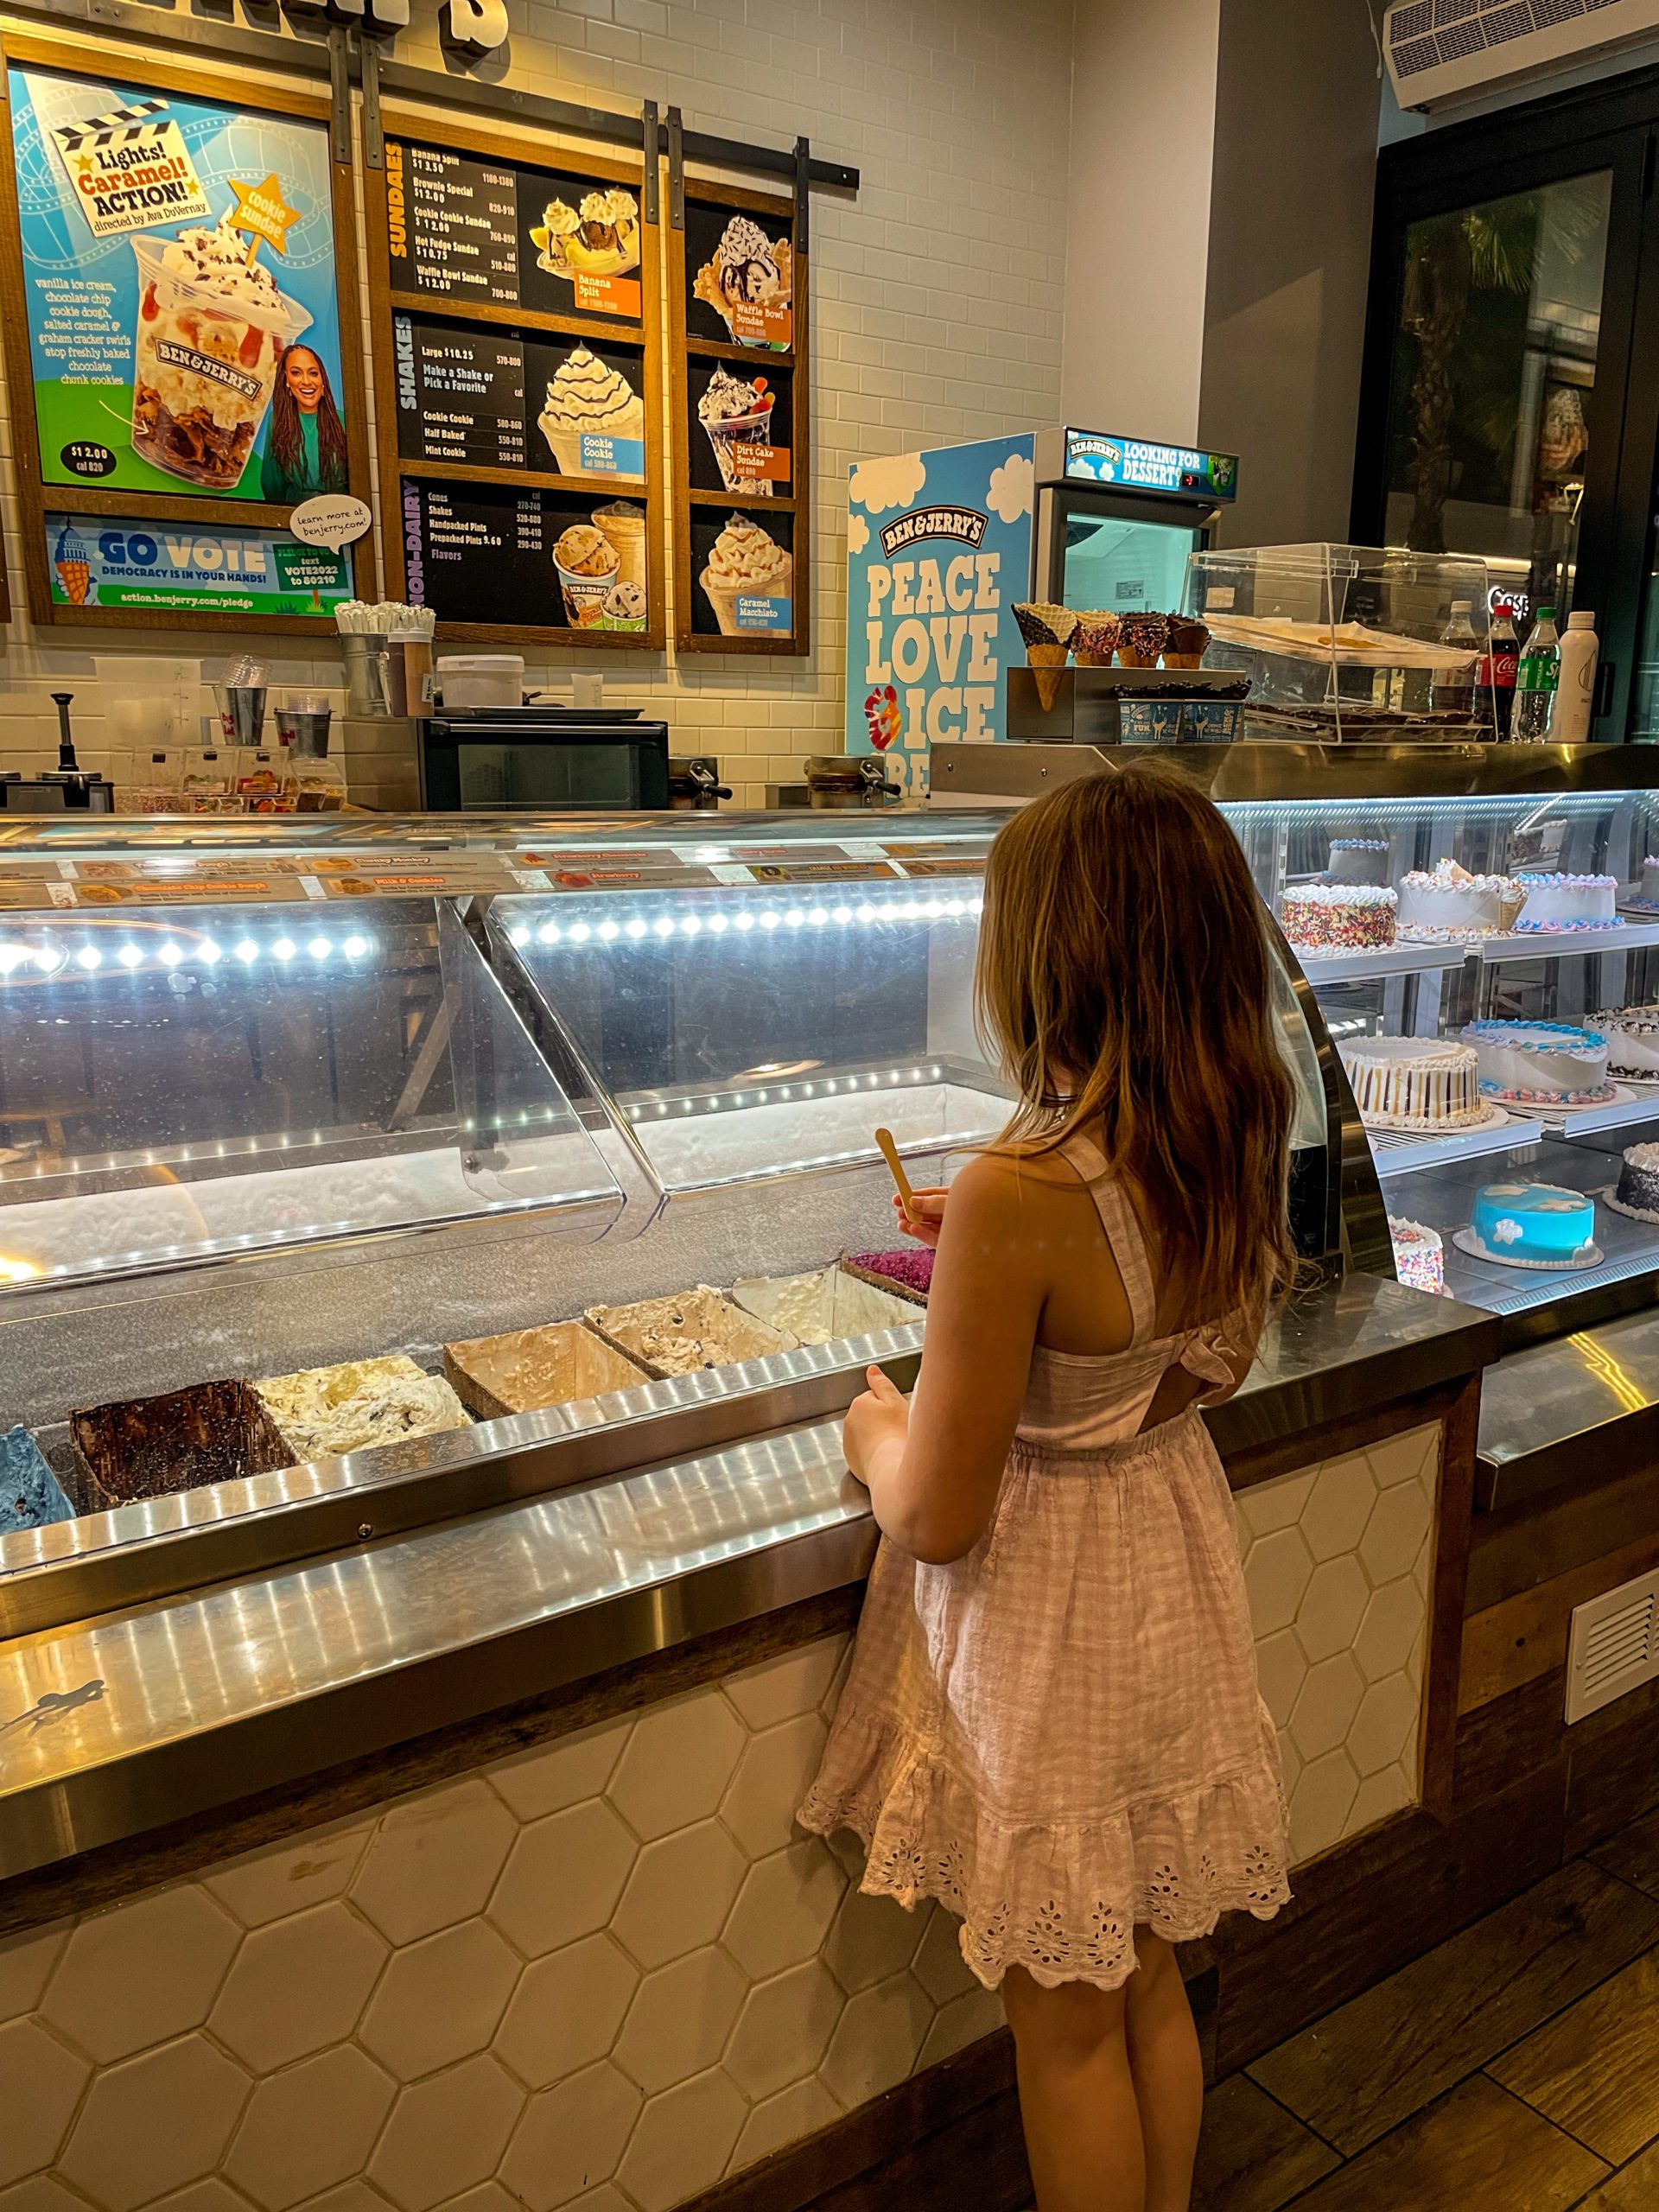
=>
[369,113,662,647]
[6,60,348,505]
[402,481,647,635]
[671,184,808,658]
[395,317,526,469]
[385,137,645,323]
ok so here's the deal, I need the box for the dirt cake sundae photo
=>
[697,365,779,493]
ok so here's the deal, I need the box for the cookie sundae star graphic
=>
[227,172,301,257]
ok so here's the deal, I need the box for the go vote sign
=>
[844,433,1036,794]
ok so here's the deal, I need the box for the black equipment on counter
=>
[0,693,112,810]
[420,707,672,810]
[669,756,732,810]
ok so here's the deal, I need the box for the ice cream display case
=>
[0,806,1344,1634]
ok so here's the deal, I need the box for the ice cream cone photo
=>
[1117,612,1169,667]
[1013,602,1078,711]
[1071,613,1122,667]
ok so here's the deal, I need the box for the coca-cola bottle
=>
[1476,604,1520,739]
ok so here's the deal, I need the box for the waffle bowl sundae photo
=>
[131,217,312,490]
[692,213,794,347]
[530,188,641,281]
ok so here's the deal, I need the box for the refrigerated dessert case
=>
[0,804,1343,1604]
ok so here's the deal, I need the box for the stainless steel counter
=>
[1478,1303,1659,1510]
[0,1273,1493,1884]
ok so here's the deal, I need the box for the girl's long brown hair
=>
[975,760,1298,1326]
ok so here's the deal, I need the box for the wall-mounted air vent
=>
[1565,1567,1659,1723]
[1385,0,1659,110]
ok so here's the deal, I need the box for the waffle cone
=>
[1164,652,1202,670]
[1117,649,1160,668]
[1072,648,1116,668]
[1027,642,1068,710]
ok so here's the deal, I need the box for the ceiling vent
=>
[1385,0,1659,110]
[1565,1567,1659,1723]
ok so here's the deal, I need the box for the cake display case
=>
[1188,543,1497,741]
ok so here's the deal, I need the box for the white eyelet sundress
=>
[798,1132,1291,1991]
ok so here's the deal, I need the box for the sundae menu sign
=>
[3,57,350,506]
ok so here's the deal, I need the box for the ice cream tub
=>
[131,226,312,490]
[584,1287,798,1379]
[71,1379,293,1509]
[255,1356,471,1460]
[553,522,621,629]
[443,1321,651,1420]
[732,1268,924,1346]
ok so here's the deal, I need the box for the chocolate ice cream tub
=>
[71,1380,293,1510]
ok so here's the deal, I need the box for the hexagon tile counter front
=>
[0,1426,1447,2211]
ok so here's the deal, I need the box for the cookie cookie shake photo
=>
[131,218,312,489]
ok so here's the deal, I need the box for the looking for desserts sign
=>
[845,434,1037,793]
[8,64,348,505]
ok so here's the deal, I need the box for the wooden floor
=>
[1187,1801,1659,2210]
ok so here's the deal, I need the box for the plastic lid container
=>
[436,655,524,711]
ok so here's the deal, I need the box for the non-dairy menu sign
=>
[8,65,349,503]
[385,138,645,322]
[403,480,647,633]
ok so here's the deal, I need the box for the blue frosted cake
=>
[1463,1181,1598,1269]
[0,1426,75,1535]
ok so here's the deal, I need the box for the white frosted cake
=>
[1396,859,1519,941]
[1593,1005,1659,1078]
[1326,838,1390,887]
[1341,1037,1484,1129]
[1461,1019,1612,1105]
[1632,859,1659,912]
[1513,872,1618,932]
[1389,1217,1445,1296]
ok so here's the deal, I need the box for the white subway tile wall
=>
[0,0,1073,806]
[0,1426,1439,2209]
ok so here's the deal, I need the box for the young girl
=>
[799,762,1296,2212]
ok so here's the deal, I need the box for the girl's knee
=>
[1004,1966,1129,2063]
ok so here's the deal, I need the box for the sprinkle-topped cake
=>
[1281,883,1397,954]
[1389,1217,1445,1296]
[1610,1143,1659,1224]
[1592,1005,1659,1078]
[1462,1181,1598,1269]
[1341,1037,1484,1129]
[1461,1019,1613,1105]
[1513,872,1618,932]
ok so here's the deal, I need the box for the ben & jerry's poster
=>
[9,66,347,504]
[844,434,1036,796]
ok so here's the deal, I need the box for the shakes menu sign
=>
[844,434,1036,794]
[8,63,348,505]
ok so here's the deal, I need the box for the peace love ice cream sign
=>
[8,62,349,508]
[844,434,1036,793]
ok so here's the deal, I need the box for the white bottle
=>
[1552,610,1599,742]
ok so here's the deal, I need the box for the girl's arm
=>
[846,1154,1049,1565]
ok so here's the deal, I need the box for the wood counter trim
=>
[1220,1381,1465,1493]
[1461,1529,1659,1715]
[1421,1373,1479,1820]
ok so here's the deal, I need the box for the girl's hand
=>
[893,1186,948,1248]
[842,1364,909,1487]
